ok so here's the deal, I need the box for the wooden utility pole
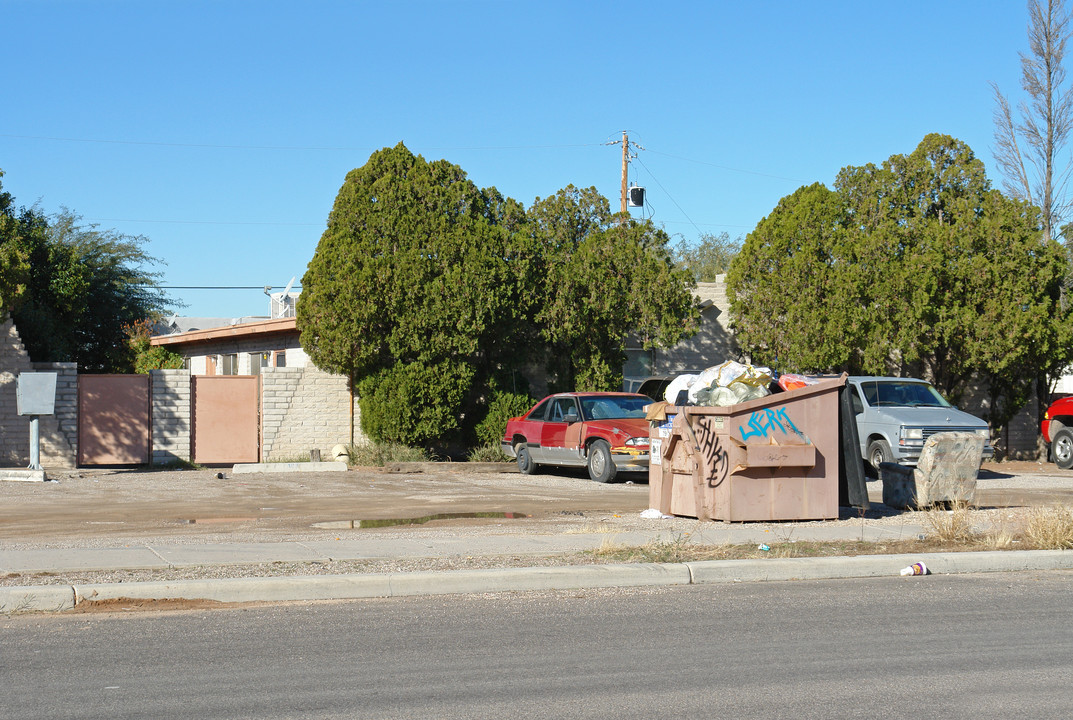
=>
[620,130,629,215]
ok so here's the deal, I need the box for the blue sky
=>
[1,0,1033,318]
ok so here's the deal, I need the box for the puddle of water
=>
[311,511,528,530]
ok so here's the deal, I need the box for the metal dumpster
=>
[649,374,846,522]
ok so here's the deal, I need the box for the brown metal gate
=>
[192,375,260,464]
[78,374,150,465]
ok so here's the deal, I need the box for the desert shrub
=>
[921,501,978,544]
[345,441,431,466]
[475,390,534,448]
[1023,504,1073,549]
[467,443,510,462]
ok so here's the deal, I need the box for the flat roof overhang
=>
[150,317,298,348]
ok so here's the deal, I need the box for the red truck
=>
[1042,397,1073,469]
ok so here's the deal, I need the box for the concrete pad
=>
[0,469,47,482]
[0,546,168,573]
[231,461,348,474]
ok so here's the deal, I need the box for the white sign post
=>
[16,373,57,471]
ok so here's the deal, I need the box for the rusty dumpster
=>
[648,374,846,522]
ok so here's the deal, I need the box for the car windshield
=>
[580,395,650,420]
[859,381,953,408]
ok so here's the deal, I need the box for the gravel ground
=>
[3,460,1072,588]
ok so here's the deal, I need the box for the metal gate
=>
[78,374,150,465]
[192,375,260,464]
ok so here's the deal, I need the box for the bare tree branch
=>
[995,0,1073,242]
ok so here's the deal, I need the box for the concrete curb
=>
[685,549,1073,584]
[0,585,76,613]
[2,550,1072,614]
[383,462,516,474]
[232,461,348,474]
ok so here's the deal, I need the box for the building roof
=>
[150,317,298,348]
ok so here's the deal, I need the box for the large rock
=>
[880,432,985,509]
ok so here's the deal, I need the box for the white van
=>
[847,376,993,473]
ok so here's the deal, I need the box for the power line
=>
[644,147,803,182]
[633,154,704,235]
[0,132,603,153]
[91,217,321,227]
[157,285,303,290]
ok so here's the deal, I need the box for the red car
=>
[501,392,652,482]
[1042,396,1073,469]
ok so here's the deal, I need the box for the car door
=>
[540,397,583,466]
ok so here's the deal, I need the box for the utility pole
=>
[620,130,629,215]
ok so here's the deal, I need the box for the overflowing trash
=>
[777,373,821,392]
[899,561,929,576]
[663,361,776,407]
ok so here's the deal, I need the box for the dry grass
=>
[920,500,979,544]
[585,503,1073,564]
[1022,504,1073,550]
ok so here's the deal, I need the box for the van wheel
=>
[867,439,893,474]
[1053,429,1073,470]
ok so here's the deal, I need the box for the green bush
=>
[475,390,534,448]
[358,360,475,446]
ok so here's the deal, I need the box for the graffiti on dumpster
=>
[739,407,806,442]
[698,419,729,487]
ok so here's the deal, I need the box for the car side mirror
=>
[563,408,579,424]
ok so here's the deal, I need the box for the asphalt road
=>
[4,571,1073,719]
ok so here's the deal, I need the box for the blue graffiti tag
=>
[739,407,803,441]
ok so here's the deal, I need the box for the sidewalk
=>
[5,513,1073,614]
[3,461,1073,613]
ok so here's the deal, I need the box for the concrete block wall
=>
[150,369,191,464]
[0,320,76,468]
[261,367,302,461]
[261,365,361,461]
[32,361,78,466]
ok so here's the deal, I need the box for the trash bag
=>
[777,373,820,392]
[663,374,699,404]
[689,361,773,406]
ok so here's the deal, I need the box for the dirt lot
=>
[0,463,655,546]
[1,460,1071,550]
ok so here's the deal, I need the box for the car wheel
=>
[1053,429,1073,470]
[587,440,617,483]
[515,443,539,475]
[867,439,893,474]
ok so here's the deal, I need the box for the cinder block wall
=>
[261,365,361,461]
[0,320,76,468]
[150,368,191,464]
[32,361,78,466]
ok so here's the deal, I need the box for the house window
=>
[274,350,286,368]
[219,354,238,376]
